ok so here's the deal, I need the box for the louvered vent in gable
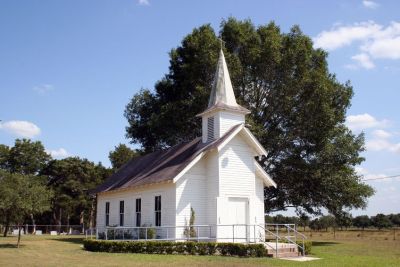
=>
[207,116,214,141]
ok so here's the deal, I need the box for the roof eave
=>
[196,105,250,117]
[255,161,277,188]
[97,180,174,196]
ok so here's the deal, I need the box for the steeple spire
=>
[198,50,249,117]
[208,49,238,108]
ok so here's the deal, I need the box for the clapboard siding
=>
[219,134,255,197]
[218,111,244,138]
[96,183,175,233]
[255,176,265,225]
[175,159,207,238]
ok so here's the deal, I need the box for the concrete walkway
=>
[280,256,321,261]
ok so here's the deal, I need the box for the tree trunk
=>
[89,198,95,228]
[80,211,84,233]
[30,214,36,234]
[3,224,9,237]
[17,226,22,248]
[3,214,10,237]
[57,208,62,234]
[67,214,70,234]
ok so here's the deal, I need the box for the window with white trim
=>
[155,196,161,226]
[135,198,141,227]
[105,202,110,226]
[119,200,124,226]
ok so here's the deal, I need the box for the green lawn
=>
[0,234,399,267]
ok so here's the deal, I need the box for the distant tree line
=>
[266,213,400,231]
[0,139,138,238]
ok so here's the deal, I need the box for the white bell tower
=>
[197,50,250,143]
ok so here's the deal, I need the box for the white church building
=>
[93,50,277,243]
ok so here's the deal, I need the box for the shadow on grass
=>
[53,237,84,245]
[312,241,339,246]
[0,243,25,249]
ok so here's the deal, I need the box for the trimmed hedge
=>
[83,239,266,257]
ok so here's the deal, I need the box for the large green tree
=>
[353,215,371,230]
[41,157,109,228]
[1,139,50,175]
[372,214,392,230]
[0,170,52,245]
[109,143,139,170]
[0,139,52,234]
[124,18,373,216]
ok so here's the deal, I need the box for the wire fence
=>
[1,224,85,235]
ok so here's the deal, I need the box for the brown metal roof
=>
[92,124,243,194]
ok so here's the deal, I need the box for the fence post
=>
[105,229,108,240]
[232,225,235,243]
[287,225,289,240]
[253,225,256,243]
[275,226,278,258]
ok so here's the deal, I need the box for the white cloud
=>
[366,131,400,153]
[0,120,41,138]
[33,84,54,94]
[351,53,375,69]
[46,148,69,159]
[346,113,388,131]
[313,21,381,50]
[314,21,400,68]
[362,36,400,60]
[362,0,379,9]
[138,0,150,5]
[372,129,392,139]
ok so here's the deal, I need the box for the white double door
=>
[227,197,249,242]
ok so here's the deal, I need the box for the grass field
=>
[0,231,399,267]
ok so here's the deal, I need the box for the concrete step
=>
[264,242,299,258]
[267,251,299,258]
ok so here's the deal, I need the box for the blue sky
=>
[0,0,399,216]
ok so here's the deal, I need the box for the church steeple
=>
[198,50,249,117]
[208,49,238,108]
[198,49,249,143]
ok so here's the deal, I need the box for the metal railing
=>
[5,224,84,235]
[95,224,265,243]
[265,223,307,257]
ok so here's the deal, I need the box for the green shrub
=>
[138,224,156,239]
[297,240,312,255]
[207,242,217,255]
[83,239,266,257]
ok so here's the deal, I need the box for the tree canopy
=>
[108,143,139,170]
[124,17,374,216]
[42,157,110,227]
[0,170,52,246]
[0,139,50,175]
